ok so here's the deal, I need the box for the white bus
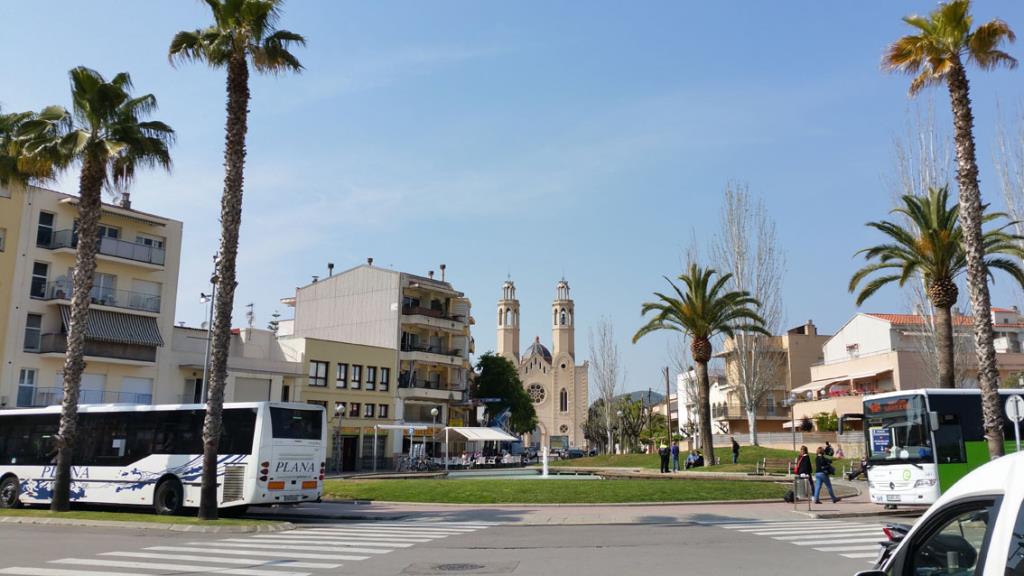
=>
[0,401,326,514]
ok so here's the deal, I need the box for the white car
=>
[857,451,1024,575]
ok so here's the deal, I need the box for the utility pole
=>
[663,364,671,446]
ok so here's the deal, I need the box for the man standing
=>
[670,441,680,472]
[658,443,670,473]
[731,437,740,464]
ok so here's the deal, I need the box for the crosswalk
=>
[0,520,495,576]
[713,519,887,564]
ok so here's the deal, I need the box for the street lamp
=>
[616,409,624,454]
[783,393,798,452]
[430,407,439,459]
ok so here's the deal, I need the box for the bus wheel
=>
[0,476,21,509]
[153,479,183,515]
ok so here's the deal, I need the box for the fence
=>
[712,432,864,459]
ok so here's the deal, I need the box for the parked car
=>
[856,451,1024,576]
[566,448,585,459]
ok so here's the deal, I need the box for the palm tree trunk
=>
[51,156,105,512]
[199,52,251,521]
[934,304,956,389]
[947,60,1005,458]
[695,360,716,465]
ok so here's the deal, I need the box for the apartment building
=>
[792,308,1024,429]
[282,260,474,459]
[710,321,830,434]
[0,184,181,408]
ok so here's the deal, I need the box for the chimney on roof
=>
[367,257,373,266]
[805,319,817,336]
[428,270,434,279]
[119,191,131,209]
[440,264,446,282]
[312,275,319,283]
[328,262,334,277]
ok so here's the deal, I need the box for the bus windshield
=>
[270,407,322,440]
[865,394,934,464]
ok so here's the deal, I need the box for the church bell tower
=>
[497,279,520,363]
[552,279,574,359]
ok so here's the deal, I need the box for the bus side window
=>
[1009,496,1024,575]
[933,415,966,464]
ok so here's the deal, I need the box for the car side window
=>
[1008,498,1024,576]
[906,501,996,576]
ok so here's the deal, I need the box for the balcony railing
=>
[44,229,166,266]
[398,373,467,392]
[37,333,157,363]
[400,343,462,357]
[711,404,786,419]
[401,305,467,323]
[41,281,160,313]
[20,386,152,407]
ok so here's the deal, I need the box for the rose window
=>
[527,384,546,403]
[559,424,569,434]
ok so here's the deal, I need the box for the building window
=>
[366,366,376,391]
[307,399,328,414]
[135,233,164,249]
[363,403,375,418]
[348,402,360,418]
[378,404,389,419]
[766,394,776,416]
[560,308,567,326]
[36,212,54,247]
[308,360,328,387]
[336,363,347,388]
[351,365,362,389]
[559,388,568,412]
[93,272,117,304]
[23,314,42,352]
[30,262,49,298]
[0,227,6,252]
[16,368,38,407]
[380,367,390,391]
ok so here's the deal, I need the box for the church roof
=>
[523,336,552,362]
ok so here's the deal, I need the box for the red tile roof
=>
[867,312,1024,329]
[992,307,1016,313]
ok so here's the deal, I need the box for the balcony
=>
[711,403,788,420]
[397,373,466,402]
[19,386,152,407]
[40,281,160,314]
[401,305,467,332]
[37,333,157,363]
[399,343,465,366]
[43,229,166,267]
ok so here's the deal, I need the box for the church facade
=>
[496,279,588,450]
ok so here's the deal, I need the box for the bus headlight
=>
[914,479,936,488]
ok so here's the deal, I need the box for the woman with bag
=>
[794,446,814,497]
[813,446,839,504]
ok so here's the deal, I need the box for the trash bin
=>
[794,474,812,500]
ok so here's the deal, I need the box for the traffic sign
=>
[1007,395,1024,424]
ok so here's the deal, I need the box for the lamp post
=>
[784,393,797,452]
[616,409,624,454]
[199,253,219,404]
[430,407,439,459]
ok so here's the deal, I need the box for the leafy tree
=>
[884,0,1017,458]
[19,68,173,511]
[850,186,1024,388]
[633,263,767,465]
[169,0,305,520]
[814,411,839,433]
[473,352,537,435]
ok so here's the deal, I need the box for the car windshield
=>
[864,395,934,464]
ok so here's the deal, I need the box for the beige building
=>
[0,184,182,408]
[710,321,829,434]
[792,309,1024,429]
[283,261,474,455]
[496,279,588,450]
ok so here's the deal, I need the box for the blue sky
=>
[4,2,1024,393]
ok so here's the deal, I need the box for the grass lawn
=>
[549,445,851,475]
[0,508,279,526]
[322,478,787,504]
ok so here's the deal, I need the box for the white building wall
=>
[822,314,894,363]
[292,265,400,349]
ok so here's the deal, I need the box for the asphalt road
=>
[0,516,886,576]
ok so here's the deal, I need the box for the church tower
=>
[552,279,574,359]
[496,279,520,363]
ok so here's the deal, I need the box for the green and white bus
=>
[864,388,1023,507]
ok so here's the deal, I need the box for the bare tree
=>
[712,183,786,446]
[665,334,698,440]
[589,317,623,454]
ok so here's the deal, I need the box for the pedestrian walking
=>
[731,437,740,464]
[813,446,839,504]
[794,445,814,497]
[824,441,834,457]
[658,443,670,473]
[670,442,680,472]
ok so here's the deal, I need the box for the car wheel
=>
[153,479,184,515]
[0,476,21,509]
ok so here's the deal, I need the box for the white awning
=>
[792,369,893,395]
[442,427,518,442]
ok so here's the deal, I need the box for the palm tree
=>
[884,0,1017,457]
[850,187,1024,389]
[633,264,767,465]
[20,67,174,511]
[169,0,304,520]
[0,106,64,187]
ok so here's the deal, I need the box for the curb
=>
[321,497,784,508]
[794,508,926,520]
[0,516,295,533]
